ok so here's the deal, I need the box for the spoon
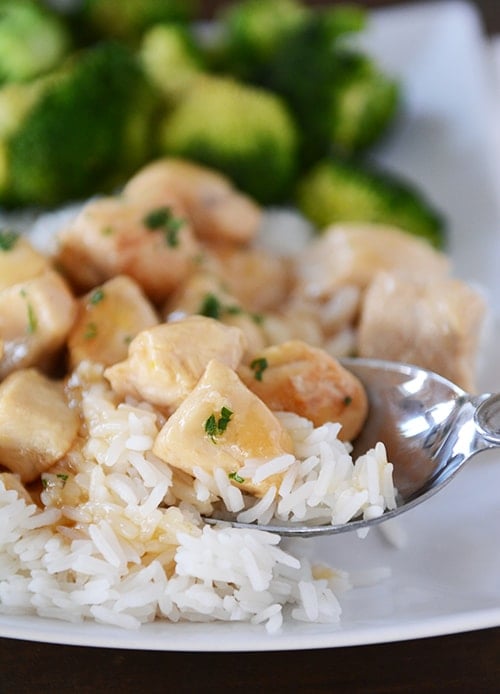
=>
[205,357,500,537]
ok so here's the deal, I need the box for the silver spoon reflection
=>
[204,357,500,537]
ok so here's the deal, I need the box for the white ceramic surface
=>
[1,0,500,651]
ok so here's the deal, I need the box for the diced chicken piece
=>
[67,275,159,369]
[357,272,486,391]
[208,245,291,312]
[123,158,262,245]
[0,233,49,290]
[294,224,450,300]
[0,270,77,379]
[0,369,80,483]
[165,271,266,358]
[153,359,293,497]
[238,340,368,441]
[104,316,247,412]
[0,472,34,504]
[55,195,200,303]
[260,307,324,349]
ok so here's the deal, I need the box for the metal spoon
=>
[205,357,500,537]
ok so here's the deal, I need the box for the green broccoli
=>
[139,23,204,104]
[210,0,311,80]
[159,75,298,204]
[329,50,400,155]
[256,6,379,165]
[295,157,445,248]
[0,0,70,84]
[0,41,160,207]
[80,0,199,43]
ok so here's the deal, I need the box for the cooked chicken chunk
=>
[67,275,159,369]
[208,245,291,312]
[123,158,262,245]
[0,270,76,379]
[0,369,80,483]
[357,272,486,391]
[164,271,266,358]
[56,195,200,303]
[153,359,293,497]
[104,316,247,412]
[0,233,49,290]
[238,340,368,440]
[294,223,450,300]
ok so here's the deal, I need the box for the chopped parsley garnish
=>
[250,357,268,381]
[343,396,353,406]
[199,293,222,319]
[26,303,37,334]
[89,288,105,305]
[251,312,264,325]
[204,406,234,442]
[143,206,184,247]
[20,289,37,334]
[84,322,98,339]
[198,293,244,321]
[228,471,245,484]
[101,226,114,236]
[42,473,69,490]
[0,229,19,251]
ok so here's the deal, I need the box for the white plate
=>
[2,0,500,651]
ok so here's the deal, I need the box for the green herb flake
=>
[89,288,105,305]
[56,473,69,487]
[0,229,19,251]
[204,413,218,442]
[101,226,114,236]
[250,357,268,382]
[217,406,233,434]
[199,293,222,320]
[204,406,234,443]
[228,471,245,484]
[251,312,264,325]
[143,206,185,247]
[41,478,49,490]
[84,322,98,340]
[26,303,37,334]
[343,396,353,406]
[20,290,37,334]
[225,305,243,315]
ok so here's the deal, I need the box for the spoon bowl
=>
[205,358,500,537]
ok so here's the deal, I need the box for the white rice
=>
[0,365,395,633]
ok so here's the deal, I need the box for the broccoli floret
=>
[139,23,204,103]
[258,6,376,165]
[295,157,445,248]
[211,0,311,80]
[0,42,159,207]
[80,0,199,43]
[159,75,298,204]
[329,50,400,155]
[0,0,70,84]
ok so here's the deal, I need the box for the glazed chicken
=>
[0,270,76,379]
[104,316,247,412]
[153,359,293,497]
[0,368,79,483]
[238,340,368,441]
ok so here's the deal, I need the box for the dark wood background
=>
[2,2,500,692]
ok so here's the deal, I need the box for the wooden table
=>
[2,2,500,691]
